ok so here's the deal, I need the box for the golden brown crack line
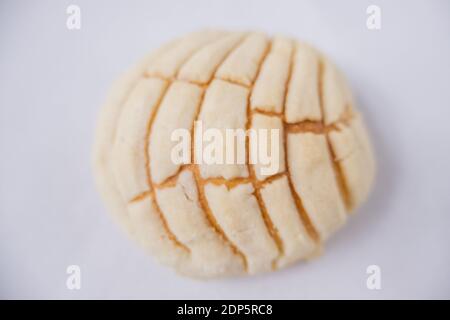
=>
[281,42,321,244]
[153,164,194,189]
[131,171,287,197]
[215,76,251,88]
[245,39,285,269]
[145,73,251,89]
[203,172,286,190]
[252,108,355,133]
[317,56,353,212]
[251,108,283,117]
[129,190,152,203]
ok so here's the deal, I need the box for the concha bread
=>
[93,30,375,278]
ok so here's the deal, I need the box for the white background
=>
[1,0,449,299]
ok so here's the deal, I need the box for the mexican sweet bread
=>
[93,30,375,278]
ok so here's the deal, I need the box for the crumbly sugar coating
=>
[93,30,375,278]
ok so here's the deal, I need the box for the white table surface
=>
[1,0,449,299]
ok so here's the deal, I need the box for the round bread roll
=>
[93,30,375,278]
